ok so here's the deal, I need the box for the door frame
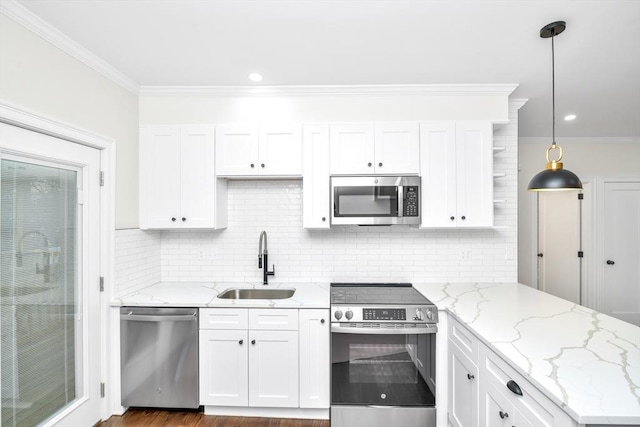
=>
[0,100,115,422]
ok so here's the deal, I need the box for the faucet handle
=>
[258,255,262,268]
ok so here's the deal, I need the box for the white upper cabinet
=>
[330,123,419,175]
[420,121,493,228]
[216,124,302,177]
[303,125,331,229]
[140,125,226,230]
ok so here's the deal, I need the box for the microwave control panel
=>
[403,186,419,217]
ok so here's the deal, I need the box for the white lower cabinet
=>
[298,309,330,408]
[449,340,478,427]
[199,308,329,411]
[448,316,577,427]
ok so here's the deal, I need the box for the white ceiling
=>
[7,0,640,139]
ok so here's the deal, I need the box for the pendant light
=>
[527,21,582,192]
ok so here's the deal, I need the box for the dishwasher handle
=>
[120,313,197,322]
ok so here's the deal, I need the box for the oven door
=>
[331,324,436,407]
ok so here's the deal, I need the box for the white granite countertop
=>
[112,281,329,309]
[414,282,640,425]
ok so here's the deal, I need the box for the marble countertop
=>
[414,282,640,425]
[113,281,329,309]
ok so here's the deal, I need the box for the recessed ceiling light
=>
[564,114,577,121]
[248,73,263,82]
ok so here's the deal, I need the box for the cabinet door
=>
[259,125,302,176]
[142,126,182,229]
[303,125,330,229]
[215,125,259,176]
[330,124,375,175]
[420,122,457,228]
[455,121,493,227]
[180,126,216,228]
[374,123,420,174]
[248,330,299,408]
[199,329,248,406]
[478,380,511,427]
[299,309,330,408]
[449,340,479,427]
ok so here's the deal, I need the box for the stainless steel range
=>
[330,283,438,427]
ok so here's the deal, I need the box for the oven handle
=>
[330,324,437,335]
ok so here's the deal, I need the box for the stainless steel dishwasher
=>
[120,307,199,408]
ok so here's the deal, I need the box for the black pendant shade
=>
[527,21,583,192]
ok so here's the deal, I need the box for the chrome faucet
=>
[258,230,275,285]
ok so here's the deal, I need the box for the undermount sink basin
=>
[217,287,296,300]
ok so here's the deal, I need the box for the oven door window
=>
[331,332,435,406]
[334,186,398,217]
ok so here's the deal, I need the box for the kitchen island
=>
[415,282,640,426]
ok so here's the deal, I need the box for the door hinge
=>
[100,382,105,398]
[578,193,584,200]
[578,251,584,258]
[99,276,104,292]
[100,171,105,187]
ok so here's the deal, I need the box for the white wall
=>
[518,139,640,286]
[0,14,139,229]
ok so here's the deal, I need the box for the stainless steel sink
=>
[216,288,296,300]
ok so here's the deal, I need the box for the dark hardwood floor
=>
[97,409,330,427]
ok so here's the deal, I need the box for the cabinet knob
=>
[461,216,466,220]
[321,319,325,324]
[171,217,176,222]
[606,260,615,265]
[467,373,475,380]
[251,339,256,345]
[368,162,372,167]
[378,162,383,167]
[182,217,186,222]
[322,217,326,222]
[239,339,243,345]
[450,216,455,221]
[499,411,509,419]
[537,253,544,257]
[250,163,255,168]
[261,163,265,168]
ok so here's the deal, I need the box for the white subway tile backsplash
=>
[113,228,161,297]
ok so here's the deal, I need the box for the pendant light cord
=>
[551,33,556,146]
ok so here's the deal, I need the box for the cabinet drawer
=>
[200,308,248,330]
[479,344,575,427]
[449,316,478,360]
[249,309,299,330]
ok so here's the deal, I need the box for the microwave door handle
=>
[398,185,404,217]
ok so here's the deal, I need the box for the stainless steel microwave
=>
[331,176,420,225]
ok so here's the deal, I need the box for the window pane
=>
[1,159,78,427]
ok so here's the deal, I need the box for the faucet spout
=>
[258,230,275,285]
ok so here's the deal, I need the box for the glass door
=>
[1,123,101,426]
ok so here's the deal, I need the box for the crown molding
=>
[1,0,140,95]
[510,98,528,110]
[139,83,519,97]
[519,137,640,145]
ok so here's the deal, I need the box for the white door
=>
[1,123,101,426]
[330,124,374,175]
[198,329,248,406]
[259,125,302,175]
[537,191,583,304]
[600,181,640,326]
[215,125,259,176]
[420,122,457,227]
[248,330,299,408]
[374,123,420,174]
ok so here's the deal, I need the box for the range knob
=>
[334,310,343,320]
[345,310,354,320]
[426,309,435,321]
[414,308,425,321]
